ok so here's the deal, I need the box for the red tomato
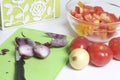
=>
[94,6,104,14]
[70,11,76,17]
[109,37,120,60]
[82,12,94,22]
[75,6,80,14]
[70,36,90,51]
[109,13,119,22]
[100,12,112,23]
[87,42,113,67]
[75,14,83,20]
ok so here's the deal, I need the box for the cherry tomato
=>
[109,37,120,60]
[70,36,90,51]
[87,42,113,67]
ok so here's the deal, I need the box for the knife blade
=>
[15,48,25,80]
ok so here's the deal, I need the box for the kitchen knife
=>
[15,48,25,80]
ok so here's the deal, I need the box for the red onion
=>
[46,32,66,39]
[33,44,50,59]
[51,38,67,47]
[46,32,67,47]
[15,37,36,46]
[18,44,33,58]
[15,32,68,59]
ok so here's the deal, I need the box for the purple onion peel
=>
[46,32,66,39]
[15,37,36,46]
[51,38,67,47]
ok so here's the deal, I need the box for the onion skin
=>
[46,32,67,47]
[46,32,66,39]
[51,38,67,47]
[1,49,9,55]
[15,37,36,46]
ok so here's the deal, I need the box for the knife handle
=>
[15,58,25,80]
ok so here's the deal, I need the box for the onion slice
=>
[18,44,33,58]
[33,44,50,59]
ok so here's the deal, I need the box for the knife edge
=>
[15,50,25,80]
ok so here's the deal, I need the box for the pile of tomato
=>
[70,1,120,39]
[69,36,120,69]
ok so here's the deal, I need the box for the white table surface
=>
[0,0,120,80]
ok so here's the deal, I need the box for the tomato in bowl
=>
[66,0,120,42]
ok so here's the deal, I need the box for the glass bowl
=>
[66,0,120,42]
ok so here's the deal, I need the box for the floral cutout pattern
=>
[30,1,46,21]
[12,0,24,4]
[1,0,60,28]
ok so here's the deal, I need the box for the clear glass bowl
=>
[66,0,120,42]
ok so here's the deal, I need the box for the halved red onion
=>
[18,44,33,58]
[33,44,50,59]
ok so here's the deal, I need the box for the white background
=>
[0,0,120,80]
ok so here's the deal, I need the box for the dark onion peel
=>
[51,38,67,47]
[46,32,66,39]
[15,37,28,46]
[1,49,9,55]
[15,37,36,46]
[46,32,67,47]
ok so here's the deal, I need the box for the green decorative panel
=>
[0,0,60,30]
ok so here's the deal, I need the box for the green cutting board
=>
[0,28,72,80]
